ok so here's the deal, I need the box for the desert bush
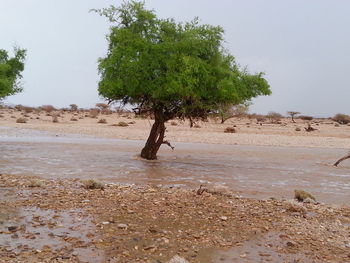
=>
[23,106,35,113]
[266,112,283,123]
[15,104,25,111]
[224,127,236,133]
[69,104,78,111]
[98,118,107,124]
[82,179,104,190]
[194,124,201,128]
[128,121,136,124]
[28,179,44,188]
[52,115,59,123]
[332,113,350,124]
[70,117,78,121]
[40,105,56,113]
[295,127,301,131]
[170,121,178,126]
[0,114,4,118]
[89,108,100,118]
[299,115,313,121]
[16,117,27,123]
[116,121,129,127]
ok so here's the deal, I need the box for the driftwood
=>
[333,152,350,167]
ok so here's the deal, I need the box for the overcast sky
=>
[1,0,349,117]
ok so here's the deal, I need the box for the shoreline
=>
[1,109,350,149]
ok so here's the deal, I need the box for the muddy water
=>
[1,127,349,205]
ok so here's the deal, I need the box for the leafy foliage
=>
[0,47,26,100]
[94,1,271,121]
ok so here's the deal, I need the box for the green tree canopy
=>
[95,1,271,159]
[0,47,26,100]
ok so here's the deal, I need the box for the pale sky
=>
[1,0,349,117]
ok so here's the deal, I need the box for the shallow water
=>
[1,127,349,204]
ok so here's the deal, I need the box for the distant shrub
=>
[128,121,136,124]
[224,127,236,133]
[23,106,35,113]
[299,115,313,121]
[52,115,59,123]
[193,124,201,128]
[266,112,283,123]
[332,113,350,124]
[295,127,301,131]
[40,105,56,113]
[69,104,78,111]
[0,114,4,118]
[116,121,128,127]
[16,117,27,123]
[28,179,44,188]
[98,118,107,124]
[89,108,100,118]
[82,179,104,190]
[70,117,78,121]
[15,104,25,111]
[170,121,178,126]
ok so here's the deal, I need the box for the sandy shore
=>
[1,108,350,149]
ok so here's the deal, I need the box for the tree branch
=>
[333,151,350,167]
[162,140,174,150]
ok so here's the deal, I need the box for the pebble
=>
[220,216,228,221]
[167,255,189,263]
[117,223,128,229]
[8,226,19,232]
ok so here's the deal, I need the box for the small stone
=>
[220,216,228,221]
[167,255,189,263]
[287,241,296,247]
[102,221,110,225]
[8,226,19,232]
[239,254,247,258]
[117,223,128,229]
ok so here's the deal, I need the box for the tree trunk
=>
[140,111,166,160]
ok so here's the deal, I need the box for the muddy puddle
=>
[1,127,349,205]
[211,232,316,263]
[0,187,104,262]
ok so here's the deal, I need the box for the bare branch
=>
[333,151,350,167]
[162,140,174,150]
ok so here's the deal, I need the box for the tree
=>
[266,111,283,123]
[287,111,300,123]
[94,1,271,160]
[218,103,250,124]
[69,104,78,112]
[0,47,26,100]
